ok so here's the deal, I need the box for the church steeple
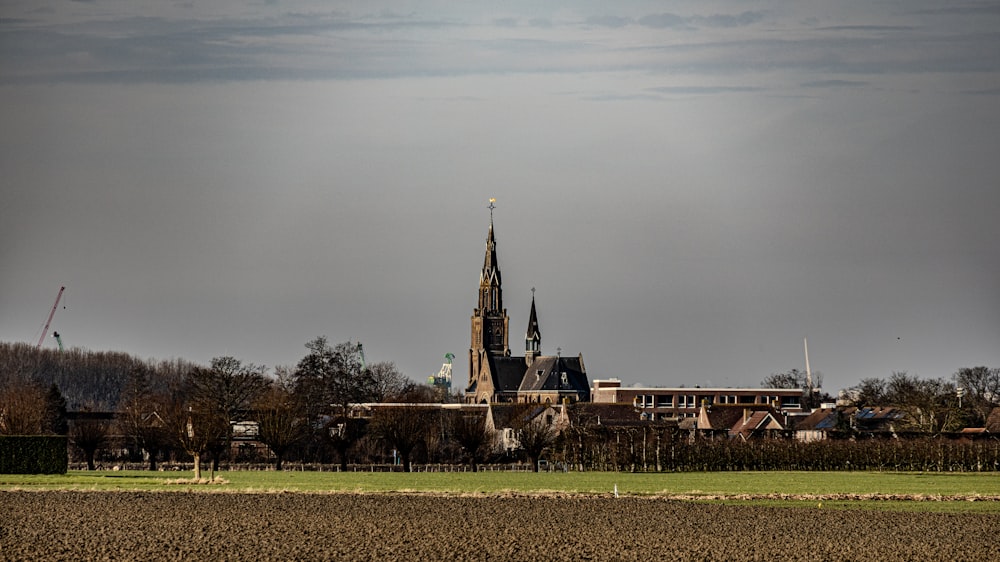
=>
[525,288,541,364]
[478,216,502,312]
[468,199,510,394]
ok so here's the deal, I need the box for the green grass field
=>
[3,469,1000,513]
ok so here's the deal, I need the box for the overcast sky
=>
[2,1,998,394]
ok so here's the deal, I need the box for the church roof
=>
[488,356,533,393]
[518,355,588,394]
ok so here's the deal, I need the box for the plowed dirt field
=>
[2,491,998,561]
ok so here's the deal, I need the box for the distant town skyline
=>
[2,1,998,394]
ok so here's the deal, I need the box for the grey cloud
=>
[0,13,463,84]
[584,15,631,28]
[582,93,663,102]
[638,11,765,29]
[494,17,518,28]
[800,79,869,88]
[817,25,915,32]
[637,13,687,29]
[691,11,766,28]
[3,9,999,85]
[647,85,762,95]
[961,87,1000,95]
[910,4,1000,16]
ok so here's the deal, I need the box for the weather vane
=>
[488,197,496,220]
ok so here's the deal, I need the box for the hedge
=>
[0,435,68,474]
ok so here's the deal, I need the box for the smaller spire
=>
[524,289,541,366]
[526,288,540,341]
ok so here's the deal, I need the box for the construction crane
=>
[427,353,454,391]
[53,331,64,352]
[36,286,65,349]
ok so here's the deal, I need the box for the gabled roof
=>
[794,406,906,432]
[566,403,642,426]
[696,404,779,432]
[518,355,588,394]
[730,410,784,439]
[486,403,552,431]
[488,356,533,392]
[795,407,843,431]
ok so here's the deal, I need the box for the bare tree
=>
[0,377,47,435]
[370,406,434,472]
[187,357,269,470]
[369,361,411,402]
[762,369,827,409]
[253,380,305,470]
[117,368,170,470]
[885,372,959,433]
[954,366,1000,426]
[293,337,377,470]
[510,405,559,472]
[162,390,226,480]
[447,409,491,471]
[849,377,888,407]
[70,407,111,470]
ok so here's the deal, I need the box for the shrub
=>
[0,436,68,474]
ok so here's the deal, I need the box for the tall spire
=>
[479,199,502,310]
[526,288,540,341]
[525,288,541,364]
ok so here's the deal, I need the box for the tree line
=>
[763,366,1000,431]
[0,338,462,475]
[3,340,998,473]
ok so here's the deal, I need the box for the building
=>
[695,403,786,440]
[793,405,907,442]
[465,206,590,404]
[591,379,807,418]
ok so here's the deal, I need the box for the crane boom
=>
[37,286,65,348]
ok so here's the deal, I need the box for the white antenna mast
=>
[804,338,813,392]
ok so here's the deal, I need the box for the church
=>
[465,205,591,404]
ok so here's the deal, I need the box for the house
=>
[793,406,906,442]
[485,402,564,453]
[695,403,786,440]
